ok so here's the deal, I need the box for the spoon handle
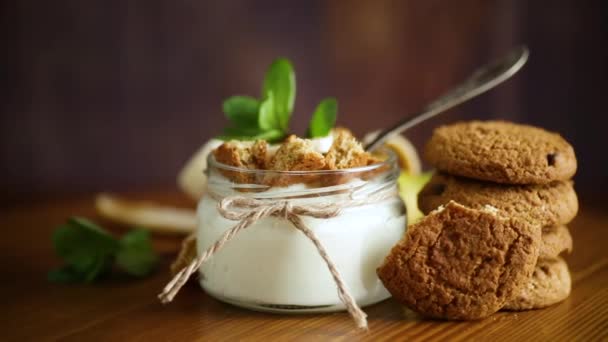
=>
[364,46,529,152]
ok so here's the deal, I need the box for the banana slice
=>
[177,139,223,201]
[362,131,421,174]
[398,171,433,225]
[384,134,422,175]
[95,194,196,235]
[362,130,429,224]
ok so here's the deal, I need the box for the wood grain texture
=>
[1,192,607,341]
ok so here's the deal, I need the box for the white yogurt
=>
[196,176,406,311]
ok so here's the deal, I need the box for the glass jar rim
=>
[207,146,398,176]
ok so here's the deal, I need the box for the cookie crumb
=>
[325,130,373,169]
[268,135,326,171]
[213,140,269,183]
[213,140,268,170]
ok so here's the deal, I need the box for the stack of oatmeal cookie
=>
[377,121,578,319]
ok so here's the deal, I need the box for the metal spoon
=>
[364,46,529,151]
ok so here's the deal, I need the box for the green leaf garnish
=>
[115,230,158,277]
[218,57,339,142]
[222,96,260,128]
[308,98,337,138]
[52,217,119,281]
[262,58,295,131]
[258,91,278,130]
[49,217,159,283]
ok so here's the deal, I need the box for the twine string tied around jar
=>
[158,189,396,330]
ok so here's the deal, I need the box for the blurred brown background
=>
[2,0,606,206]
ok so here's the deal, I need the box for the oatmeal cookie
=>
[377,201,541,320]
[418,173,578,227]
[503,257,571,310]
[424,121,577,184]
[539,225,573,260]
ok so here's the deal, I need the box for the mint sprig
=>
[49,217,159,283]
[220,57,338,142]
[220,58,296,143]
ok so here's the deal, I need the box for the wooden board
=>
[1,192,607,341]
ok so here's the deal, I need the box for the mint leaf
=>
[49,259,113,283]
[218,58,297,141]
[50,217,159,283]
[52,217,119,280]
[258,91,278,130]
[115,230,158,277]
[308,98,337,138]
[262,58,295,131]
[222,96,260,128]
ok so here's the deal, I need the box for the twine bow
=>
[157,192,396,330]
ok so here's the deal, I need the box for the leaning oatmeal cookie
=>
[419,173,578,227]
[377,201,541,320]
[539,225,573,260]
[424,121,577,184]
[503,257,571,311]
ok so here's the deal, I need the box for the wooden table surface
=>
[2,192,607,341]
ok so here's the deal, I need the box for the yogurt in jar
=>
[196,153,406,312]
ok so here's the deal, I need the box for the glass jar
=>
[196,149,406,313]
